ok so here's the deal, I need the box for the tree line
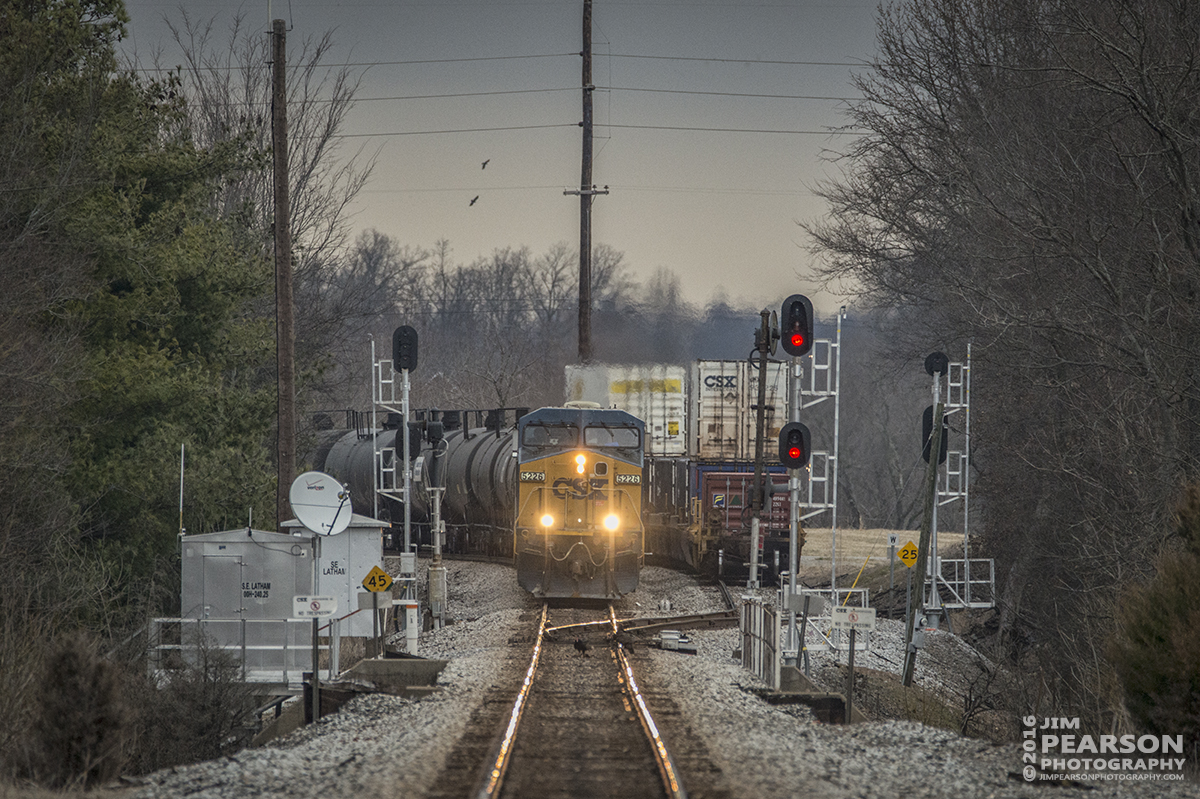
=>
[808,0,1200,742]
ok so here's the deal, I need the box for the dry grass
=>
[797,527,965,580]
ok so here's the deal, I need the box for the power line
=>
[607,53,863,67]
[605,123,864,134]
[134,52,866,75]
[188,84,857,106]
[359,183,807,196]
[355,87,575,102]
[333,122,862,138]
[333,123,575,138]
[600,86,858,102]
[132,53,577,73]
[618,184,805,195]
[360,185,563,194]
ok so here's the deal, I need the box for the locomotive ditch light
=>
[540,514,554,527]
[603,514,620,531]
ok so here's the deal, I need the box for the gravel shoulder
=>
[121,561,1197,799]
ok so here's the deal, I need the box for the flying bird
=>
[481,159,490,169]
[469,195,479,206]
[573,637,591,657]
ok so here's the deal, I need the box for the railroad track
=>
[467,603,687,799]
[423,584,734,799]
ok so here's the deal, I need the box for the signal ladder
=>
[927,345,994,615]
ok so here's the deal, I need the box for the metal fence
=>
[782,587,872,654]
[739,597,780,690]
[147,616,357,686]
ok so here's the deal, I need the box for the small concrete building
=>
[174,513,390,684]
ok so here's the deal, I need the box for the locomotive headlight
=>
[603,514,620,531]
[540,514,554,527]
[575,453,587,474]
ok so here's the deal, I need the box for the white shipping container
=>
[565,363,688,456]
[691,359,789,461]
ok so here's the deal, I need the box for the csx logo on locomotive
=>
[552,477,608,499]
[703,375,738,389]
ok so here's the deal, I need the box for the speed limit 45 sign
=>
[362,565,393,593]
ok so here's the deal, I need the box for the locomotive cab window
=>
[521,423,578,448]
[584,426,640,449]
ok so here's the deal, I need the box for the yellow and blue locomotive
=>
[314,402,646,599]
[513,404,645,598]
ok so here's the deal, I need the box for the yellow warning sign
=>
[897,540,919,568]
[362,565,393,592]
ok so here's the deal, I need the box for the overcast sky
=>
[122,0,880,315]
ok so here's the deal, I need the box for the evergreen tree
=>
[1109,485,1200,753]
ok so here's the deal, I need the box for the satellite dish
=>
[289,471,351,536]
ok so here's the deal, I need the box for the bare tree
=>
[157,10,374,273]
[806,0,1200,729]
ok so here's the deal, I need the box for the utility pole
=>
[578,0,592,364]
[567,0,607,363]
[272,18,296,526]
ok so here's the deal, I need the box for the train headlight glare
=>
[575,453,587,474]
[603,514,620,531]
[540,514,554,527]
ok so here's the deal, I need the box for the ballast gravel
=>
[125,561,1197,799]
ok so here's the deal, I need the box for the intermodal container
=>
[690,360,789,461]
[698,469,791,536]
[565,363,688,456]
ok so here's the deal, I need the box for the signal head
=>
[392,325,418,372]
[778,421,812,469]
[780,294,814,356]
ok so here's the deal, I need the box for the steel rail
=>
[609,607,690,799]
[472,603,547,799]
[614,610,737,635]
[716,580,736,611]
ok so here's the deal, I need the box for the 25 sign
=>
[897,541,919,568]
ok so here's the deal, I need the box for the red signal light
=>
[778,421,811,468]
[780,294,813,356]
